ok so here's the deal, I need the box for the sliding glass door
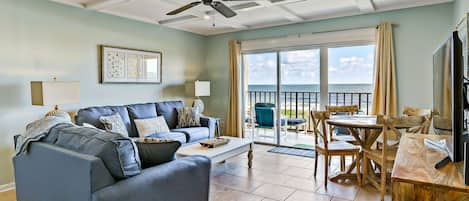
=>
[242,44,375,147]
[243,52,279,144]
[279,49,320,147]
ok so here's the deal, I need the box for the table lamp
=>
[193,80,210,114]
[31,80,80,116]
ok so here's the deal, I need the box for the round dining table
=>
[325,115,414,183]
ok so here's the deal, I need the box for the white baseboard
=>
[0,183,15,192]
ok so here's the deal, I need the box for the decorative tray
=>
[200,138,230,148]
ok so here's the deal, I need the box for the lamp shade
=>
[31,81,80,106]
[195,81,210,97]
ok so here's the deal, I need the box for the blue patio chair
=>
[254,103,306,138]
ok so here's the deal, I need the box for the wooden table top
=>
[391,134,468,192]
[326,115,382,129]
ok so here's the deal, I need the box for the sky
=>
[245,45,375,85]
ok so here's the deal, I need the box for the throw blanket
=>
[15,112,72,156]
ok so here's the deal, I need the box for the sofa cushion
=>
[133,138,181,168]
[176,107,201,128]
[44,124,141,180]
[75,106,132,135]
[146,132,187,144]
[171,127,209,143]
[134,116,170,138]
[127,103,157,137]
[156,101,185,129]
[99,113,130,137]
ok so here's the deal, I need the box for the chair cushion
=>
[316,141,360,152]
[44,124,141,180]
[171,127,209,143]
[75,106,132,136]
[287,118,306,126]
[156,101,185,129]
[127,103,157,137]
[146,132,187,144]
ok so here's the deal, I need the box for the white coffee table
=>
[176,136,254,168]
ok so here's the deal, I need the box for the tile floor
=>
[209,144,391,201]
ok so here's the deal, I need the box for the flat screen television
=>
[433,31,466,163]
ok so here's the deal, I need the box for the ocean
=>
[248,84,372,93]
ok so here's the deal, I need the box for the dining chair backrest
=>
[380,117,402,154]
[325,105,359,115]
[310,111,330,148]
[377,115,427,134]
[402,106,431,116]
[254,103,275,128]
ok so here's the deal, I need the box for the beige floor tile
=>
[211,189,264,201]
[261,198,277,201]
[212,173,264,193]
[285,190,332,201]
[252,183,295,201]
[316,182,359,200]
[331,197,352,201]
[282,166,315,178]
[353,185,391,201]
[282,177,322,192]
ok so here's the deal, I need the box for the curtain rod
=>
[241,23,397,43]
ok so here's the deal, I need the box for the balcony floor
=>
[245,126,315,148]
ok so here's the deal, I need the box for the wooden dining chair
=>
[375,115,427,151]
[325,105,359,142]
[311,111,361,188]
[402,106,433,134]
[363,116,402,201]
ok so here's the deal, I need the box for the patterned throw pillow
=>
[99,113,129,137]
[134,116,170,137]
[176,107,201,128]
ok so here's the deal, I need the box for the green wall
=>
[0,0,207,185]
[454,0,469,24]
[204,3,454,121]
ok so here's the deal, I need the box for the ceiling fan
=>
[166,0,255,18]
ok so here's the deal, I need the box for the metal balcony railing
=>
[246,91,373,131]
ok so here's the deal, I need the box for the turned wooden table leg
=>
[248,144,253,168]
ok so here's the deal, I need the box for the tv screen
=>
[433,31,465,162]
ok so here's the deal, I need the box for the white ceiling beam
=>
[256,0,303,22]
[158,0,249,29]
[83,0,133,10]
[355,0,375,13]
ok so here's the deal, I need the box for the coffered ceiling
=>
[50,0,453,35]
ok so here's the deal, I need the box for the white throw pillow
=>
[134,116,170,138]
[99,113,129,137]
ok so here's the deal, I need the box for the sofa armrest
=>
[200,116,216,138]
[92,156,211,201]
[13,142,116,201]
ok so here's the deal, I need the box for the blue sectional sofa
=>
[75,100,216,143]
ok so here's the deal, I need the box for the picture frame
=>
[100,45,162,84]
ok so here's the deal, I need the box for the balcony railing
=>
[246,91,373,131]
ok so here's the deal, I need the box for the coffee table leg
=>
[248,144,253,168]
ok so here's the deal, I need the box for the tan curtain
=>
[371,22,397,116]
[226,40,243,137]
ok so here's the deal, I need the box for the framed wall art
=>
[101,46,162,84]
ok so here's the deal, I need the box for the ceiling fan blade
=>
[211,1,237,18]
[166,2,201,15]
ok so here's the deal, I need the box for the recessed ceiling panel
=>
[50,0,454,35]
